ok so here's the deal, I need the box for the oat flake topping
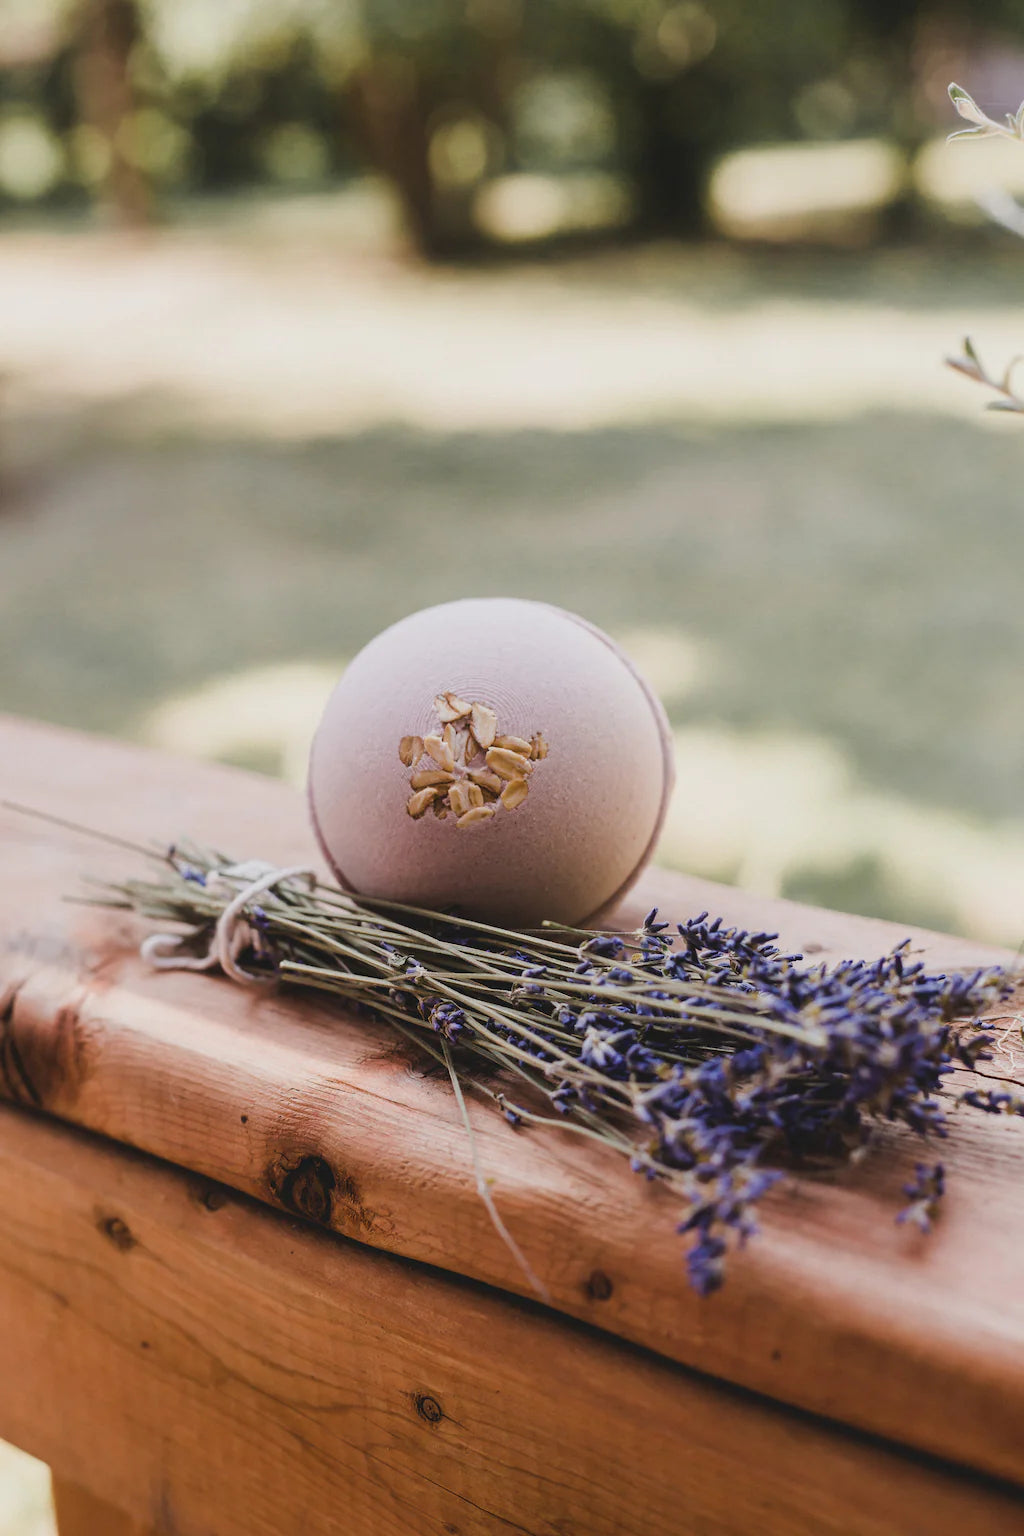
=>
[399,691,548,828]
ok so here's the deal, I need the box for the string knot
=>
[140,862,316,985]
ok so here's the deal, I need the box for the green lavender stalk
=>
[83,838,1013,1295]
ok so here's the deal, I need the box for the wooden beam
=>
[53,1480,156,1536]
[1,1102,1021,1536]
[2,715,1023,1490]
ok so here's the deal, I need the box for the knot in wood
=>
[98,1214,136,1252]
[266,1152,337,1226]
[415,1393,444,1425]
[585,1269,613,1302]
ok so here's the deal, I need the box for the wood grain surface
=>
[2,1101,1023,1536]
[1,714,1023,1488]
[51,1480,157,1536]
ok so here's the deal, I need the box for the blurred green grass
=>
[2,226,1024,947]
[4,407,1024,821]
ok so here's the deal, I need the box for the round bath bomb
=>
[307,598,674,927]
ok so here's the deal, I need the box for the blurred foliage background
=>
[3,3,1024,951]
[3,8,1024,1520]
[3,0,1024,246]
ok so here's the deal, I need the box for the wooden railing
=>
[1,714,1021,1535]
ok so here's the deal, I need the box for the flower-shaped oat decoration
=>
[399,691,548,829]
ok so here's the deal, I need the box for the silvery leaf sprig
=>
[946,336,1024,414]
[89,843,1014,1297]
[947,82,1024,143]
[946,83,1024,409]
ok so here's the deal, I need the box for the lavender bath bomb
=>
[307,598,674,927]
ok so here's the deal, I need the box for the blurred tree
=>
[71,0,149,223]
[341,0,882,247]
[568,0,855,234]
[344,7,516,256]
[5,0,1024,249]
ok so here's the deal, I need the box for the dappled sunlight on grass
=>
[1,226,1023,440]
[916,130,1024,217]
[142,661,341,783]
[708,139,905,242]
[137,629,712,786]
[607,626,713,707]
[661,724,1024,945]
[134,649,1024,947]
[474,171,634,243]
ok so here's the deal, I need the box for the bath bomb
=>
[307,598,674,927]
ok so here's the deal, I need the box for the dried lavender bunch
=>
[90,845,1013,1296]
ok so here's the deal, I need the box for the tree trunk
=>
[345,55,445,257]
[72,0,150,226]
